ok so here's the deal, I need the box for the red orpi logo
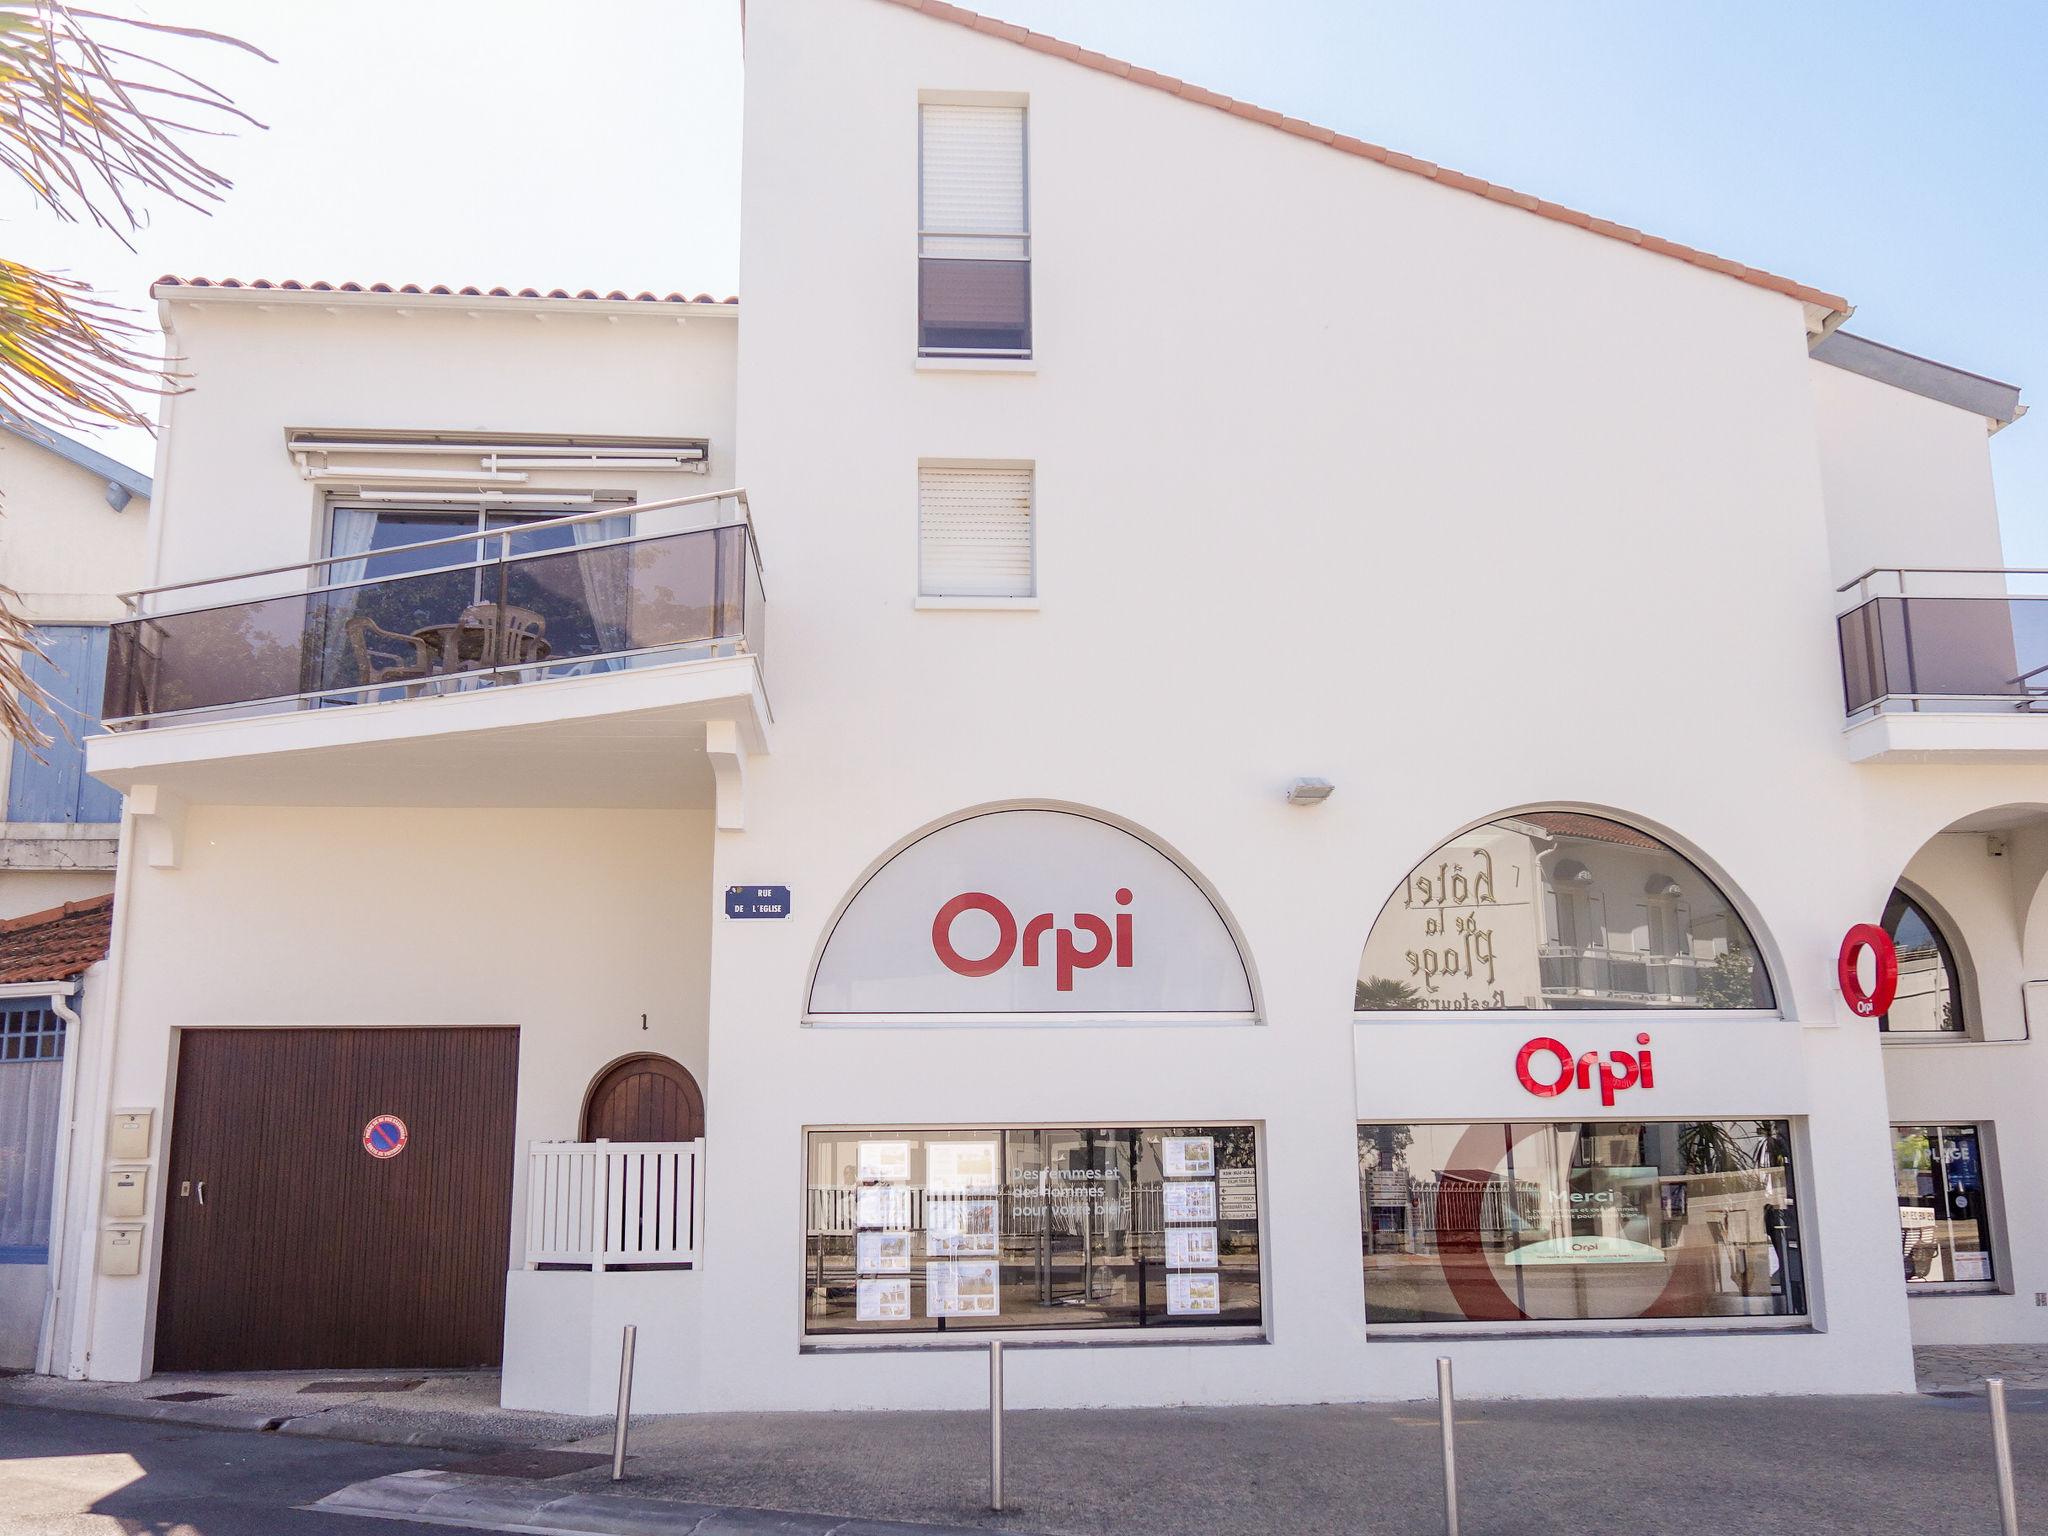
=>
[1837,923,1898,1018]
[1516,1034,1655,1107]
[932,889,1135,991]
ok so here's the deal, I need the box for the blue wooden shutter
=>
[7,625,120,824]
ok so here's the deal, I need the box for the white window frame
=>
[917,92,1031,361]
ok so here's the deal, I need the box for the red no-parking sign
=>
[362,1114,408,1159]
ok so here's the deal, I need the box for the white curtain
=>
[326,508,380,588]
[0,1054,63,1254]
[571,515,632,669]
[319,508,384,695]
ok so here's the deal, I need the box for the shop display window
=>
[804,1125,1262,1335]
[1356,812,1773,1012]
[1894,1124,1996,1287]
[1358,1121,1805,1324]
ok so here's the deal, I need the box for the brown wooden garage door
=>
[154,1027,519,1372]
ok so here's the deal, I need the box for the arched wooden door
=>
[581,1054,704,1143]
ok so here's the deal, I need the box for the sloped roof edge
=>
[1812,331,2026,432]
[152,277,739,313]
[875,0,1852,319]
[0,893,114,985]
[0,414,150,500]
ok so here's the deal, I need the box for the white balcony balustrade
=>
[526,1140,704,1270]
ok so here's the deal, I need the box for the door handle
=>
[196,1180,205,1206]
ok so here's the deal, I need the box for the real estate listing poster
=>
[927,1140,1001,1192]
[857,1276,912,1322]
[927,1195,1000,1257]
[1166,1272,1221,1315]
[1165,1226,1219,1270]
[856,1184,912,1229]
[858,1140,912,1183]
[1164,1180,1217,1223]
[1162,1136,1214,1179]
[925,1259,1001,1317]
[857,1230,912,1273]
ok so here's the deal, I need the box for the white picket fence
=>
[526,1140,703,1269]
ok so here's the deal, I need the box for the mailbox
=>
[96,1226,143,1277]
[108,1109,154,1161]
[104,1166,148,1220]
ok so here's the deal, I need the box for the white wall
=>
[0,438,147,625]
[1810,359,2005,589]
[68,804,713,1381]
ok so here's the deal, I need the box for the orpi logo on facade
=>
[932,889,1135,992]
[1515,1034,1655,1106]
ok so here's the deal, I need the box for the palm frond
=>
[0,2,270,244]
[0,2,265,742]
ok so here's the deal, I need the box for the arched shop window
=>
[1356,810,1774,1012]
[808,806,1257,1023]
[1880,889,1965,1034]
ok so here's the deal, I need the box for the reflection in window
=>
[1355,812,1773,1012]
[1358,1121,1805,1324]
[1894,1124,1995,1286]
[1881,890,1964,1034]
[804,1126,1261,1335]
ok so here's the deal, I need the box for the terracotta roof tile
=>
[876,0,1850,315]
[1517,813,1664,851]
[0,894,113,984]
[154,276,738,307]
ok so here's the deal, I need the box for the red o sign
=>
[1838,924,1898,1019]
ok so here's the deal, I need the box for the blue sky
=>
[13,1,2041,560]
[987,0,2045,560]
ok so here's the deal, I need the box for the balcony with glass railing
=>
[1836,567,2048,761]
[85,489,769,816]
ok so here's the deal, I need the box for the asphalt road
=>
[0,1404,444,1534]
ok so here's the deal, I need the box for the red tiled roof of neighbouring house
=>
[1517,812,1665,851]
[874,0,1852,318]
[152,277,739,305]
[0,894,113,984]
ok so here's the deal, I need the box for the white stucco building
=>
[36,0,2045,1409]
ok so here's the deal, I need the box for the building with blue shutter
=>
[0,417,150,918]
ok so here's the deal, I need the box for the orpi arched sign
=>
[808,809,1255,1020]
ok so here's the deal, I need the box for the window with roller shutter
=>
[919,102,1030,357]
[919,464,1034,599]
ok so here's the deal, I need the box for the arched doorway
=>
[581,1055,704,1143]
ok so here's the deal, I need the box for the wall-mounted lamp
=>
[1286,777,1334,806]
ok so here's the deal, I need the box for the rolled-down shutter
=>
[919,104,1026,259]
[919,465,1033,598]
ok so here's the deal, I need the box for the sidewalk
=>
[7,1358,2047,1536]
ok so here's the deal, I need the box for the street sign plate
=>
[726,885,792,919]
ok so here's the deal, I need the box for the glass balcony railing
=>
[103,490,764,727]
[1837,568,2048,717]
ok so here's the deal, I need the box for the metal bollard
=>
[1988,1377,2020,1536]
[1436,1356,1460,1536]
[989,1339,1005,1512]
[611,1324,638,1482]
